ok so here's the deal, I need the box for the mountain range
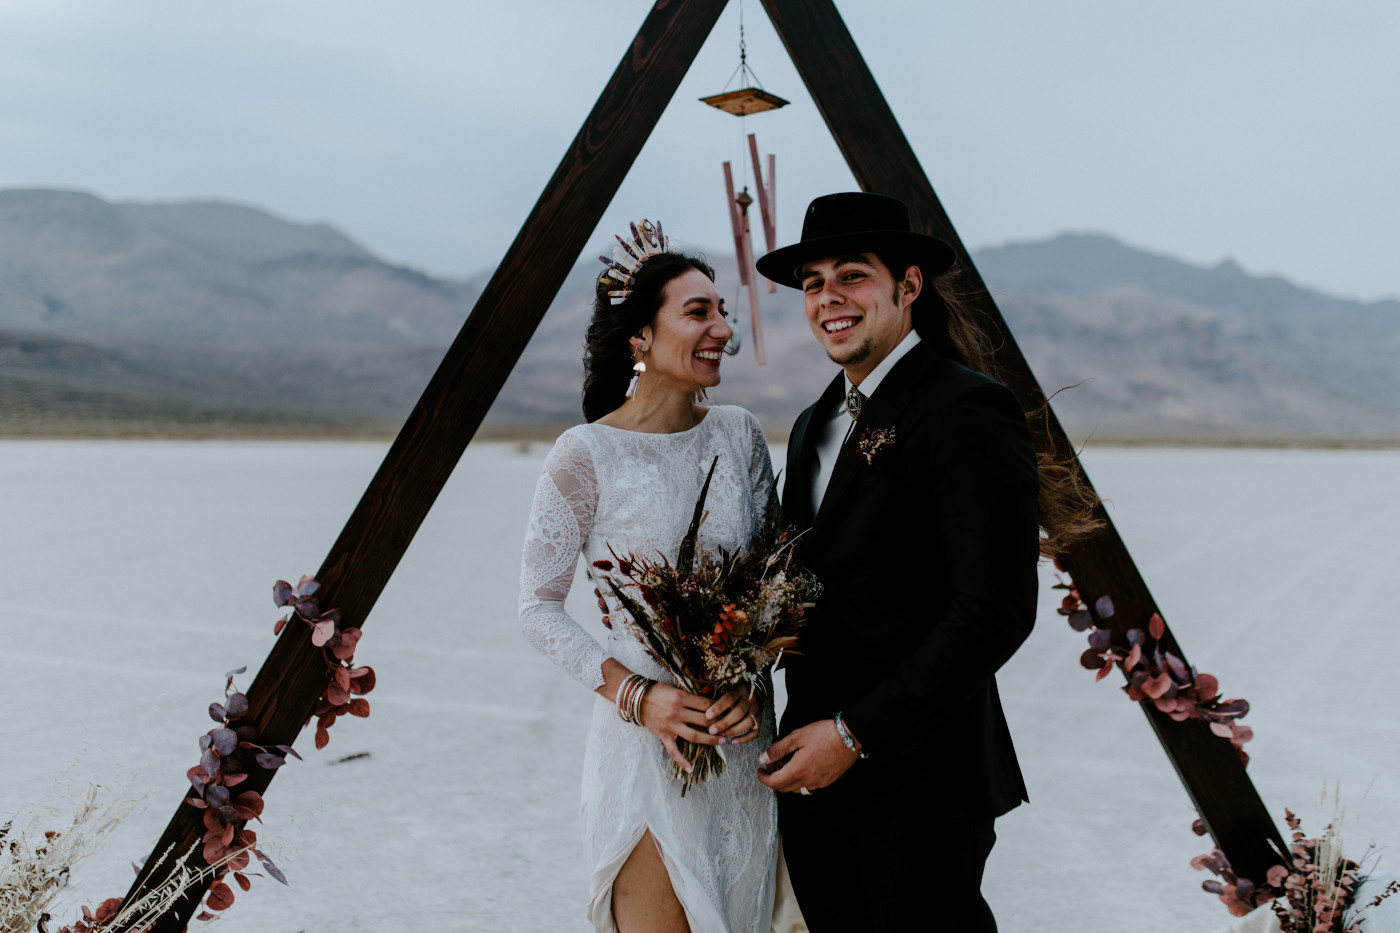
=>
[2,188,1396,441]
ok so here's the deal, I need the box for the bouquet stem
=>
[671,740,726,796]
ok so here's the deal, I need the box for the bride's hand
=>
[704,688,764,746]
[639,683,722,773]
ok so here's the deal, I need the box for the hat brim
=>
[755,230,956,289]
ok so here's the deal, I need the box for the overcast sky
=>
[2,0,1397,301]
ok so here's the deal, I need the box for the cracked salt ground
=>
[1,441,1396,932]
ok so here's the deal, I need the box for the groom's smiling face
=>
[798,252,921,384]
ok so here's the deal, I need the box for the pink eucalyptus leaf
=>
[232,791,264,818]
[1267,865,1290,887]
[1125,644,1142,672]
[325,683,350,706]
[1230,724,1254,746]
[311,620,336,647]
[1142,673,1173,699]
[1095,663,1115,682]
[1210,721,1234,739]
[1149,612,1165,640]
[334,667,351,691]
[206,881,235,911]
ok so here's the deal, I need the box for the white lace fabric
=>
[518,405,779,933]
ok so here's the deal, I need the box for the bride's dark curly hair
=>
[582,251,716,423]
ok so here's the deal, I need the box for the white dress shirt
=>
[809,330,922,516]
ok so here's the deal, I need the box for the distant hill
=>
[2,188,1396,440]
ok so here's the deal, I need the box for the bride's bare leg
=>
[611,829,690,933]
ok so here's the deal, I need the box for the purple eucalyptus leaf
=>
[204,784,230,808]
[255,753,286,770]
[225,666,247,679]
[1080,648,1107,670]
[1202,880,1225,895]
[1088,628,1113,650]
[259,854,288,885]
[218,804,240,824]
[1068,610,1093,632]
[1094,594,1115,619]
[294,574,319,598]
[273,580,293,607]
[208,703,227,723]
[274,745,302,761]
[200,747,221,778]
[211,727,238,756]
[1125,628,1144,646]
[199,733,213,750]
[224,693,249,719]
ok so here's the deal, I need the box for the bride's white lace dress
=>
[519,405,779,933]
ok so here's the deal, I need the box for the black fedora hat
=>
[755,192,956,289]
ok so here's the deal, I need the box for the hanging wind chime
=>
[701,6,788,366]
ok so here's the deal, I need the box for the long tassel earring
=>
[625,347,647,399]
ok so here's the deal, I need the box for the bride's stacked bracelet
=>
[616,673,655,726]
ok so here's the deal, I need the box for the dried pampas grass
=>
[0,784,245,933]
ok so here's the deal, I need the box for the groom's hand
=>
[755,720,859,793]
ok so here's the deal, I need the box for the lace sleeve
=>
[742,408,776,516]
[518,430,610,690]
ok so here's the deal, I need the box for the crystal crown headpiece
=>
[598,219,671,306]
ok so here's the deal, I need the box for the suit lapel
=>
[785,372,846,531]
[813,340,932,529]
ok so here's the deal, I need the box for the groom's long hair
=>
[876,249,1106,560]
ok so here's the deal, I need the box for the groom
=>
[755,193,1040,931]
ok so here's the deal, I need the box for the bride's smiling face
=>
[634,267,732,395]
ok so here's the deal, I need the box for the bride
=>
[518,220,780,932]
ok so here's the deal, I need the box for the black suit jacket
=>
[781,340,1039,817]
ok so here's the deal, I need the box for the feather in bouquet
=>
[592,456,821,795]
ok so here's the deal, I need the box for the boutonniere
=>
[856,426,897,468]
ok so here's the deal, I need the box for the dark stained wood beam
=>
[758,0,1286,883]
[124,1,730,927]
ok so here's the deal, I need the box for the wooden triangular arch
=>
[126,0,1283,926]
